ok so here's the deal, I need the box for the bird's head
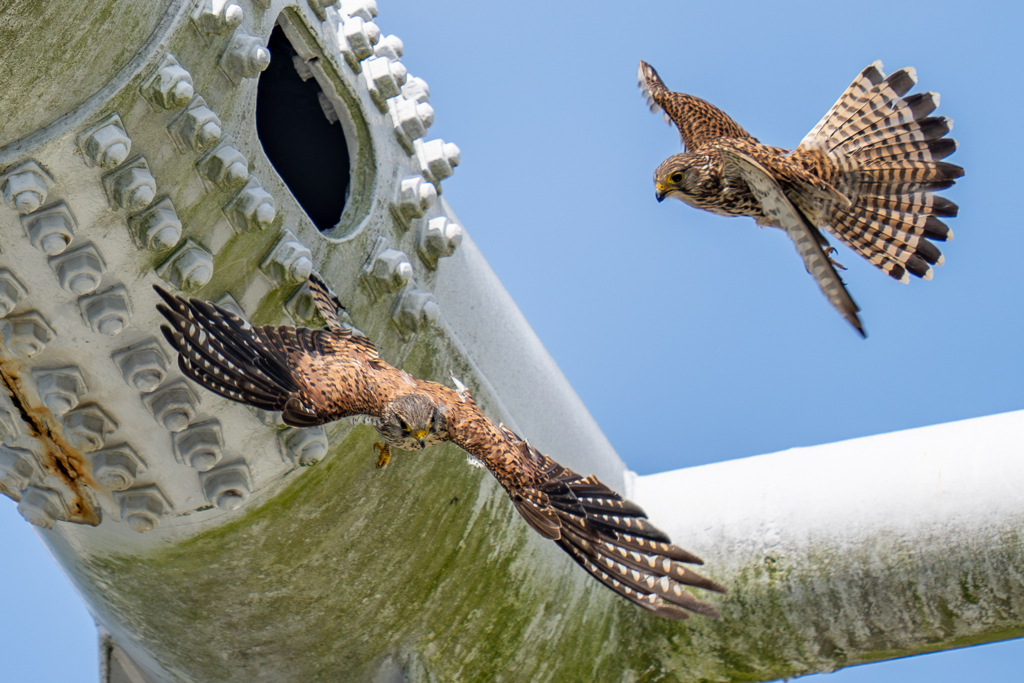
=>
[653,154,705,203]
[381,393,446,449]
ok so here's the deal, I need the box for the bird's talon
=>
[824,246,847,270]
[374,443,392,469]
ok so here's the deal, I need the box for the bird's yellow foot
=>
[824,246,847,270]
[374,442,392,469]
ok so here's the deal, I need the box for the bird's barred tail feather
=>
[514,443,725,620]
[798,62,962,283]
[154,285,323,426]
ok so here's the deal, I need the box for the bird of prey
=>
[154,274,725,620]
[639,60,964,336]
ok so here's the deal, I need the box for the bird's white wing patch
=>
[719,147,866,337]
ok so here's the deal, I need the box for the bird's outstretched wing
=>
[717,146,866,337]
[638,60,754,151]
[154,285,389,426]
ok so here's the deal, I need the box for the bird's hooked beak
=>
[655,182,667,203]
[414,429,428,449]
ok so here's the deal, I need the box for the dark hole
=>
[257,25,351,232]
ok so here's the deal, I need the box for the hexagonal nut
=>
[260,229,312,285]
[49,243,105,295]
[339,15,380,70]
[373,34,403,61]
[1,161,54,214]
[113,485,172,533]
[80,115,132,170]
[89,444,146,492]
[62,405,117,453]
[226,177,275,232]
[0,269,28,317]
[192,0,243,34]
[0,443,41,496]
[17,486,68,528]
[112,339,169,393]
[32,367,87,417]
[143,380,199,432]
[282,426,329,466]
[143,55,194,109]
[392,288,439,336]
[171,96,222,152]
[130,197,182,250]
[395,175,436,225]
[1,312,56,358]
[158,240,214,292]
[341,0,377,21]
[80,285,132,336]
[173,420,223,471]
[199,461,252,510]
[364,55,407,110]
[369,248,413,293]
[103,157,156,211]
[389,96,433,153]
[415,138,461,187]
[401,76,430,104]
[20,202,76,255]
[0,404,20,441]
[418,216,463,269]
[221,32,270,80]
[198,142,249,190]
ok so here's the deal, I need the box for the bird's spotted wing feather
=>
[638,60,754,151]
[717,147,866,337]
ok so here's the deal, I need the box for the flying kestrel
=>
[154,274,725,620]
[639,60,963,336]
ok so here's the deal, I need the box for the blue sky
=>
[2,0,1022,680]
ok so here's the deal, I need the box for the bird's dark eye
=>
[670,172,684,184]
[400,420,409,432]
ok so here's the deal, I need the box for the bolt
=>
[143,380,199,432]
[79,285,132,336]
[401,76,430,104]
[112,340,169,393]
[222,32,271,80]
[415,139,461,187]
[114,485,172,533]
[159,240,215,291]
[395,175,436,224]
[374,34,404,61]
[21,202,76,255]
[392,288,440,336]
[282,426,329,466]
[261,230,313,285]
[0,444,40,495]
[0,269,28,317]
[104,158,157,211]
[62,405,117,453]
[341,0,377,21]
[173,420,224,471]
[365,56,407,110]
[49,243,106,295]
[198,142,249,189]
[80,116,132,169]
[171,96,222,152]
[130,197,182,251]
[32,367,87,417]
[1,161,54,214]
[418,216,463,269]
[17,486,68,529]
[370,248,413,293]
[90,444,145,491]
[338,16,380,71]
[144,55,194,109]
[226,177,275,232]
[1,312,55,358]
[0,405,19,440]
[389,96,433,153]
[199,461,252,510]
[193,0,244,34]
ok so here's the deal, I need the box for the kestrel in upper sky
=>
[639,60,963,336]
[154,274,725,620]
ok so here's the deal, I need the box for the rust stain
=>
[0,358,101,526]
